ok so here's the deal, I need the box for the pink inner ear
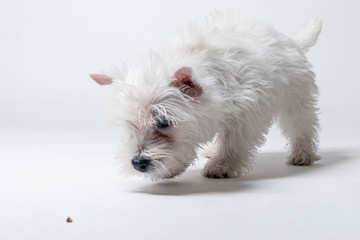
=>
[171,67,202,97]
[90,74,113,85]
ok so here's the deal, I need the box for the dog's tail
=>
[295,18,322,53]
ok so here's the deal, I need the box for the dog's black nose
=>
[132,156,151,172]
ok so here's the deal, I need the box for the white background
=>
[1,0,360,239]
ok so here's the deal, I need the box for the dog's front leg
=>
[202,121,255,178]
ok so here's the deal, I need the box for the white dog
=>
[91,13,322,180]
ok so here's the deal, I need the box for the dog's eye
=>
[156,119,171,128]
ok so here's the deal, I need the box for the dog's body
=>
[91,13,322,180]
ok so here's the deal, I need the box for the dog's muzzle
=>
[132,155,152,172]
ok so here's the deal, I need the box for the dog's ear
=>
[90,74,113,85]
[170,67,202,97]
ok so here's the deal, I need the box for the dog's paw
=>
[202,162,236,179]
[288,152,321,166]
[205,172,229,179]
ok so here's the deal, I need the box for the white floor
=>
[1,128,359,240]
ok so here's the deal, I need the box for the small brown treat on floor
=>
[66,217,73,223]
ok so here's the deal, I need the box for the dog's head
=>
[91,65,209,180]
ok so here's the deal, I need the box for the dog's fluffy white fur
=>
[91,13,322,180]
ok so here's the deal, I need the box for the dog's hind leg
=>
[277,77,321,166]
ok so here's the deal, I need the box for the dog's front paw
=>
[205,171,229,178]
[202,162,236,179]
[288,152,321,166]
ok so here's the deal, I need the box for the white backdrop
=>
[1,1,360,240]
[1,0,360,148]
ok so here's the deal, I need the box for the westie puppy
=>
[91,13,322,180]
